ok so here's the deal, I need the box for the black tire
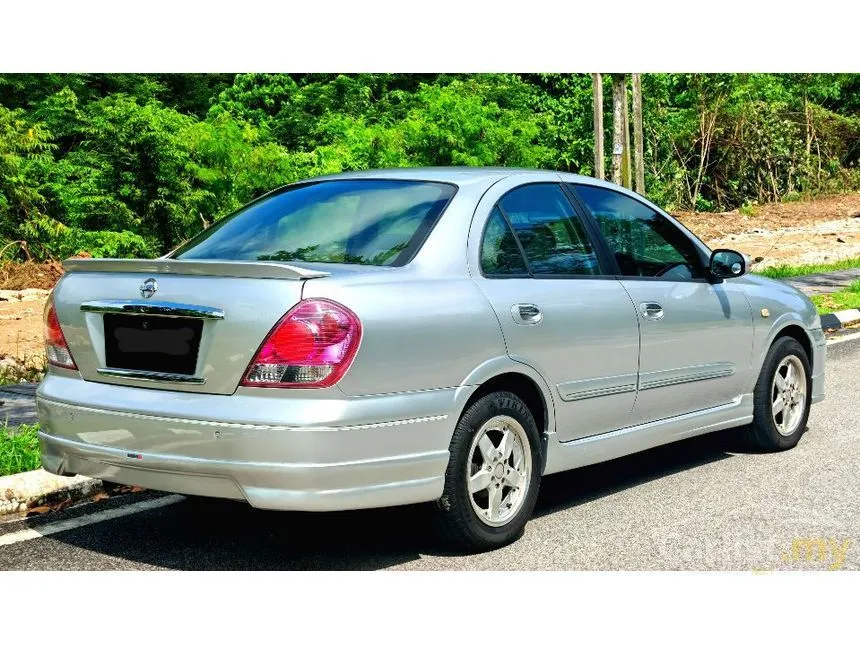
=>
[434,391,542,552]
[744,337,812,451]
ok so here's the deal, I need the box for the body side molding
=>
[639,362,735,391]
[557,373,638,401]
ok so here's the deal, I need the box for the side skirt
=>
[542,394,754,476]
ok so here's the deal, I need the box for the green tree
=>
[2,72,860,262]
[0,105,53,257]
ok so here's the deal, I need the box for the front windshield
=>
[173,179,457,266]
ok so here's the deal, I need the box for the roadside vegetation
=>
[811,280,860,314]
[0,423,40,477]
[0,358,46,385]
[757,257,860,279]
[1,73,860,263]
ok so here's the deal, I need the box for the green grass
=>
[0,423,41,477]
[738,203,760,216]
[756,256,860,279]
[811,280,860,314]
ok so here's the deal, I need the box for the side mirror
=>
[709,248,746,280]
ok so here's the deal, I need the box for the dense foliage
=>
[1,73,859,260]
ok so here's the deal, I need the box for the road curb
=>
[0,469,102,516]
[820,308,860,332]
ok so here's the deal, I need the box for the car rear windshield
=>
[173,179,457,266]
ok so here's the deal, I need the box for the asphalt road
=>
[1,337,858,571]
[785,267,860,296]
[0,384,38,428]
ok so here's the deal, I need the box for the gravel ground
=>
[0,338,856,571]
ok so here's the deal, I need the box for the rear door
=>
[569,183,755,424]
[470,178,641,442]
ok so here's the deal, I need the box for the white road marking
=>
[0,494,185,547]
[827,330,860,346]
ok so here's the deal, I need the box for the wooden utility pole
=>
[611,74,626,186]
[632,73,645,195]
[622,81,631,189]
[592,73,604,180]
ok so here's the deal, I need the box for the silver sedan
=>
[37,168,826,550]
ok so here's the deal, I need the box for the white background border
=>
[0,571,856,642]
[1,0,858,72]
[1,1,857,640]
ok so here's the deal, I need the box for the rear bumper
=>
[36,373,459,511]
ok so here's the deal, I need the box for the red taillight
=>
[242,299,362,388]
[44,299,77,370]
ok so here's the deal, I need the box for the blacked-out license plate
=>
[103,313,203,375]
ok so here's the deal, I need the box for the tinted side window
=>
[480,207,528,275]
[573,184,705,280]
[498,184,600,276]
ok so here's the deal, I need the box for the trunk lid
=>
[52,258,328,394]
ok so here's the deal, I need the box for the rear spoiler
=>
[61,258,330,280]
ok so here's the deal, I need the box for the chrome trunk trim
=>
[96,368,206,384]
[81,300,225,319]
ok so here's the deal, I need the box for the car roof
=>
[286,166,659,212]
[302,166,592,187]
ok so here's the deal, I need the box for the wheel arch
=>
[762,315,815,370]
[772,324,813,370]
[454,357,557,474]
[745,315,817,394]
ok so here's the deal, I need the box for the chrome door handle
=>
[639,302,664,321]
[511,303,543,325]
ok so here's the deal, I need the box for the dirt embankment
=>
[0,260,64,291]
[0,290,50,376]
[0,262,63,375]
[1,194,860,369]
[675,194,860,269]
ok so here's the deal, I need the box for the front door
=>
[570,183,755,424]
[470,180,641,442]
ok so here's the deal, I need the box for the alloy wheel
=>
[771,355,807,437]
[466,415,532,527]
